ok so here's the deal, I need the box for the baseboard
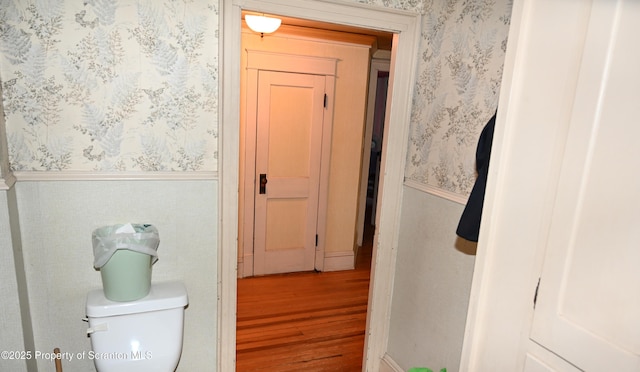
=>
[239,253,254,278]
[240,251,354,275]
[323,250,354,272]
[380,353,404,372]
[237,260,244,278]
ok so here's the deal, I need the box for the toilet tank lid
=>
[86,281,188,317]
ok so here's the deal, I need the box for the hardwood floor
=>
[236,225,373,371]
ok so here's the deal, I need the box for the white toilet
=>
[85,281,188,372]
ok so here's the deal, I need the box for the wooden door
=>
[526,0,640,370]
[253,70,327,276]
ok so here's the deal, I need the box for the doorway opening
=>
[236,11,392,370]
[220,2,421,370]
[238,13,392,278]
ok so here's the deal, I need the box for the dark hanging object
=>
[456,112,497,242]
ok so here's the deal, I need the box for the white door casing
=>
[253,70,327,275]
[220,2,421,371]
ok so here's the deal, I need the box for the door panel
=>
[523,355,558,372]
[253,70,326,276]
[266,85,313,177]
[266,199,307,251]
[530,1,640,370]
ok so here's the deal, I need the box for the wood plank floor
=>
[236,226,373,371]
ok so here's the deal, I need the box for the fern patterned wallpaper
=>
[0,0,219,171]
[406,0,512,196]
[0,0,511,197]
[360,0,511,197]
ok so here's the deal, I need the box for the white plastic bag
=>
[92,224,160,268]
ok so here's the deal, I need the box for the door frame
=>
[242,50,337,277]
[219,1,421,371]
[356,55,390,247]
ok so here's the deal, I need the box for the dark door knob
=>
[259,173,268,194]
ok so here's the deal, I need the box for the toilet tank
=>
[85,281,188,372]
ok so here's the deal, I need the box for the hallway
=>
[236,223,373,371]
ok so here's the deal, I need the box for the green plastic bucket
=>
[100,249,152,302]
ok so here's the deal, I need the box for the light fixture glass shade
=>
[245,15,282,34]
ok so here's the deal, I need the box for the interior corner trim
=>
[0,172,17,190]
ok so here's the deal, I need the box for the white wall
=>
[0,190,30,372]
[0,4,220,368]
[386,186,476,371]
[0,0,513,370]
[382,1,512,369]
[12,179,217,371]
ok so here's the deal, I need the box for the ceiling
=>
[242,12,394,51]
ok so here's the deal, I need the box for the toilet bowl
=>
[85,281,188,372]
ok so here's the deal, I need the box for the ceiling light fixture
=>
[245,14,282,36]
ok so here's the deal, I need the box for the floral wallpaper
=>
[406,0,512,196]
[0,0,218,171]
[0,0,511,198]
[355,0,424,13]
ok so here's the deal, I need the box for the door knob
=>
[259,173,268,194]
